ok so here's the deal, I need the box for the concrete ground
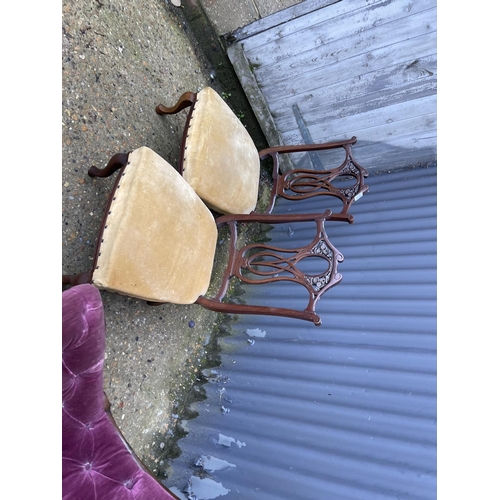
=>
[62,0,297,480]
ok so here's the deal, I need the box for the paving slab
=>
[195,0,303,36]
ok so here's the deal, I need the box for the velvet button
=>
[124,479,135,490]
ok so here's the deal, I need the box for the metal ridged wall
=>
[165,164,437,500]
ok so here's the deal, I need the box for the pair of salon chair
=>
[63,87,368,325]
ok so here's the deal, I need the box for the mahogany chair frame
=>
[63,152,347,325]
[156,90,369,223]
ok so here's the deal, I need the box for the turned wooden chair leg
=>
[155,91,196,115]
[88,153,130,178]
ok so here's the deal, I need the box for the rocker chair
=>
[155,86,369,220]
[62,147,346,325]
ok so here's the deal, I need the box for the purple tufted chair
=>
[62,284,180,500]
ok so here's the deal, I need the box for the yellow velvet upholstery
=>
[92,147,218,304]
[183,87,261,215]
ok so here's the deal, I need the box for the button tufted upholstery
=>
[62,284,179,500]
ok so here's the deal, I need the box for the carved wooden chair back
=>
[156,87,369,222]
[63,147,345,325]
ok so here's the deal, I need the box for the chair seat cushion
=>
[92,147,218,304]
[183,87,260,214]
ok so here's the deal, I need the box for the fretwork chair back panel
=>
[202,213,344,325]
[156,87,369,221]
[62,147,345,325]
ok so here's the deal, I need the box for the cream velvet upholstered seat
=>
[91,147,218,304]
[182,87,261,215]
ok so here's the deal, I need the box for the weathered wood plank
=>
[361,150,437,171]
[247,7,436,85]
[273,87,436,133]
[229,0,437,170]
[276,94,437,139]
[314,100,436,142]
[273,56,437,130]
[242,0,435,54]
[258,31,436,102]
[283,140,437,172]
[239,0,378,49]
[226,42,291,165]
[353,138,437,171]
[326,137,436,159]
[280,110,437,148]
[286,133,437,171]
[231,0,342,41]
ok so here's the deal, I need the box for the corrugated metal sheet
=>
[165,164,437,500]
[227,0,437,172]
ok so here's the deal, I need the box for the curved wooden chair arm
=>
[156,91,196,115]
[196,296,322,325]
[88,152,130,178]
[258,136,358,160]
